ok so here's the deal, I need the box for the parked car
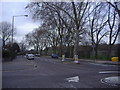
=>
[26,54,34,60]
[35,54,40,57]
[51,54,59,59]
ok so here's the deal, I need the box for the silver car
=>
[26,54,34,60]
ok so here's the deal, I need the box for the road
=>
[2,56,119,88]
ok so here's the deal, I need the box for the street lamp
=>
[11,15,28,44]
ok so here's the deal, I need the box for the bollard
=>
[62,55,65,61]
[74,55,79,63]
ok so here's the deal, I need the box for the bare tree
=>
[107,2,120,58]
[26,2,71,56]
[0,22,14,47]
[87,3,109,59]
[48,2,89,59]
[25,25,50,55]
[19,40,27,52]
[25,2,119,60]
[107,2,120,17]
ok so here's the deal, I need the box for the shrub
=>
[2,50,11,58]
[2,50,16,61]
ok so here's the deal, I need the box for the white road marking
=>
[90,63,116,67]
[99,71,119,74]
[66,76,79,82]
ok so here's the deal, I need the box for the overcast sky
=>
[0,1,41,43]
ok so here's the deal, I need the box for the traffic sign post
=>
[62,55,65,61]
[74,55,79,63]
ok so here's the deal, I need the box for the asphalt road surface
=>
[2,56,119,88]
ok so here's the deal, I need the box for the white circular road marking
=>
[101,76,120,86]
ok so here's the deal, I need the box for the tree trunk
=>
[60,37,64,56]
[2,39,5,49]
[45,47,48,55]
[53,46,56,54]
[72,2,80,59]
[59,44,62,56]
[36,45,39,54]
[107,45,112,59]
[67,43,70,58]
[40,49,42,55]
[95,45,98,59]
[74,30,79,56]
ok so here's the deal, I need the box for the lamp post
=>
[11,15,28,44]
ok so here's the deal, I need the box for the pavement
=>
[60,57,120,65]
[80,59,120,65]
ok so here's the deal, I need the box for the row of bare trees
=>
[24,2,119,59]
